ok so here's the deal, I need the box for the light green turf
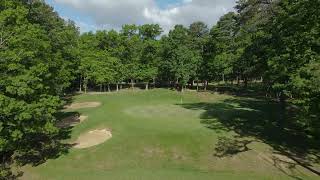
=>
[22,89,318,180]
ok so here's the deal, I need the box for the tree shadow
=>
[179,97,320,176]
[61,93,77,106]
[213,136,253,158]
[15,128,72,167]
[10,111,76,179]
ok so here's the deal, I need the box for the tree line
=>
[0,0,319,178]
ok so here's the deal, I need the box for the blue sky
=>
[46,0,96,32]
[45,0,236,33]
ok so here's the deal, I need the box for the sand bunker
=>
[64,102,101,110]
[56,115,88,128]
[74,129,112,149]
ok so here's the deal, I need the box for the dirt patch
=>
[257,151,299,175]
[74,129,112,149]
[56,115,88,128]
[64,102,101,110]
[142,147,165,158]
[124,105,202,119]
[170,147,188,161]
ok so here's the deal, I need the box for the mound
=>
[74,129,112,149]
[64,102,101,110]
[56,115,88,128]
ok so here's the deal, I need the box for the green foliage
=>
[0,0,78,178]
[188,21,210,82]
[139,24,163,40]
[209,12,237,81]
[264,0,320,130]
[160,25,200,87]
[1,0,319,178]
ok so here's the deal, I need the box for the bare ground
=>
[64,102,101,110]
[56,115,88,128]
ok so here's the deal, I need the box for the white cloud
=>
[54,0,236,33]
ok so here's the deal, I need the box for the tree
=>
[209,12,237,84]
[112,57,125,91]
[139,39,160,90]
[188,21,210,90]
[78,32,98,93]
[120,25,142,89]
[0,0,79,177]
[161,25,200,91]
[139,24,162,40]
[90,52,116,92]
[233,0,274,87]
[139,24,162,90]
[263,0,320,130]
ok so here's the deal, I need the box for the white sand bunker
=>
[74,129,112,149]
[56,115,88,128]
[64,102,101,110]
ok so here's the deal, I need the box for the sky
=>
[45,0,236,33]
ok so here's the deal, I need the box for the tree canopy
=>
[1,0,319,178]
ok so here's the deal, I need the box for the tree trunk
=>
[103,84,106,92]
[108,84,111,92]
[131,79,134,89]
[176,78,179,91]
[222,73,225,84]
[116,83,119,92]
[244,77,248,88]
[120,84,123,90]
[79,75,82,92]
[204,80,208,91]
[196,80,199,92]
[100,84,102,92]
[84,83,87,94]
[83,77,88,94]
[237,76,240,86]
[145,83,149,90]
[279,91,286,129]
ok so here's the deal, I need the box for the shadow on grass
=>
[179,97,320,177]
[15,127,72,167]
[6,111,78,180]
[15,112,78,166]
[213,136,253,158]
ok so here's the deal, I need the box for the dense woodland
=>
[0,0,319,178]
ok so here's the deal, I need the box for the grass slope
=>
[22,89,319,180]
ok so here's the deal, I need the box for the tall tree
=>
[234,0,273,87]
[264,0,320,129]
[161,25,200,91]
[188,21,210,90]
[0,0,79,178]
[209,12,237,84]
[139,24,162,90]
[139,24,162,40]
[120,25,142,89]
[78,32,98,93]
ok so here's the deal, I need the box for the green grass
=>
[22,89,319,180]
